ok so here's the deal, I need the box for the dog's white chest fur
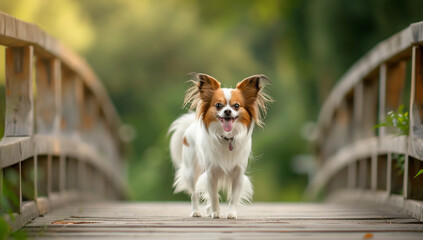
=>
[189,119,252,174]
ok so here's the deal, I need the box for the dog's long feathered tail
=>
[168,112,197,194]
[168,112,196,168]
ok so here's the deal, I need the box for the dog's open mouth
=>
[218,117,237,132]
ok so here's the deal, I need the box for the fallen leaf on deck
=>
[363,233,374,239]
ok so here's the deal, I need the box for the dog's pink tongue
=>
[223,119,233,132]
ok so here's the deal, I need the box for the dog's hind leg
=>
[189,162,202,217]
[181,143,202,217]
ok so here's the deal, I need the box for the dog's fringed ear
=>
[196,73,221,92]
[236,75,269,105]
[183,73,221,111]
[236,75,273,127]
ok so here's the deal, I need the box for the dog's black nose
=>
[224,109,232,116]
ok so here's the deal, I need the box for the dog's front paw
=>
[211,212,221,219]
[191,211,202,217]
[227,211,237,219]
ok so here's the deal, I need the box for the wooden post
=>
[386,153,392,194]
[5,46,34,137]
[59,155,66,193]
[410,45,423,145]
[35,58,61,134]
[386,61,407,112]
[47,155,52,196]
[61,68,80,137]
[347,162,357,189]
[78,160,86,193]
[4,46,34,213]
[75,77,84,136]
[403,154,409,199]
[413,47,423,129]
[81,91,99,146]
[354,82,363,141]
[34,155,38,201]
[362,77,379,138]
[358,159,367,189]
[18,161,22,213]
[371,153,378,190]
[54,62,62,136]
[406,45,422,199]
[378,64,387,139]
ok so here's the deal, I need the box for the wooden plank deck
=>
[22,202,423,239]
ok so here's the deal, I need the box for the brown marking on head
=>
[236,75,273,127]
[183,136,189,147]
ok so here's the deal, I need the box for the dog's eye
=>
[233,103,240,109]
[215,103,223,109]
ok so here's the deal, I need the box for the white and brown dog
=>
[168,73,272,219]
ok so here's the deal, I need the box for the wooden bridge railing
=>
[0,12,126,230]
[307,21,423,221]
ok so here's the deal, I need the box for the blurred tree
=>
[0,0,94,51]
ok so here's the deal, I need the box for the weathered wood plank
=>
[20,202,423,239]
[22,233,423,240]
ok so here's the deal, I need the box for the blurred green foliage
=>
[0,168,29,240]
[375,105,409,136]
[0,0,422,201]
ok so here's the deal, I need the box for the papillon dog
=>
[168,73,272,219]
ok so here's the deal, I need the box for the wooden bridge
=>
[1,12,423,239]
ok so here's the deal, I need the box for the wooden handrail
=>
[308,21,423,221]
[0,12,126,230]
